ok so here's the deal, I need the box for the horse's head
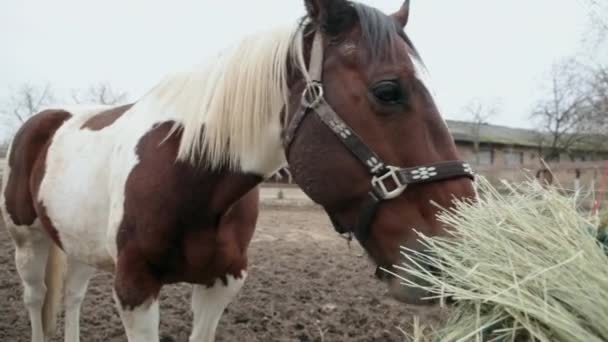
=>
[284,0,476,304]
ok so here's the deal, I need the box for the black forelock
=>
[352,2,422,63]
[319,0,358,36]
[304,1,423,64]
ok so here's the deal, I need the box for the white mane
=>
[141,23,309,171]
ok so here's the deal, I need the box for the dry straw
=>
[393,177,608,342]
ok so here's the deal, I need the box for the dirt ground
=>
[0,205,443,342]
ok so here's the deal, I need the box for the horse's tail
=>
[42,243,67,338]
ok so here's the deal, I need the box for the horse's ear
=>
[304,0,324,19]
[391,0,410,28]
[304,0,357,36]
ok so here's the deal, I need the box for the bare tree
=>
[463,99,500,165]
[531,60,592,161]
[1,83,55,125]
[577,0,608,69]
[590,66,608,128]
[72,82,128,105]
[534,2,608,159]
[581,66,608,153]
[582,0,608,45]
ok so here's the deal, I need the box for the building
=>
[267,120,608,191]
[447,120,608,167]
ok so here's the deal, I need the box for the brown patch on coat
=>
[3,110,71,230]
[114,121,261,309]
[80,103,133,131]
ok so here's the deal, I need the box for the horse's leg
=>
[112,250,161,342]
[113,294,160,342]
[189,188,257,342]
[63,258,95,342]
[9,223,52,342]
[189,272,247,342]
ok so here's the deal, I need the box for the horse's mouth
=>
[374,265,392,281]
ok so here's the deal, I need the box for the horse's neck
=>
[205,173,262,215]
[123,72,289,218]
[135,89,288,180]
[230,115,288,178]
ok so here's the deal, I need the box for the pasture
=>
[0,200,441,341]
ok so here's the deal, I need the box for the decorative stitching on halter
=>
[366,157,384,174]
[328,119,352,139]
[463,163,474,176]
[410,166,438,180]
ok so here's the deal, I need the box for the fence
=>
[0,158,605,211]
[475,160,608,211]
[264,161,608,210]
[474,161,606,189]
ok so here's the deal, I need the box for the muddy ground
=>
[0,205,443,341]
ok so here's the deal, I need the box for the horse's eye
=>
[371,81,404,104]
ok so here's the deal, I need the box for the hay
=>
[600,209,608,232]
[392,177,608,342]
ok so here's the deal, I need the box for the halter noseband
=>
[283,31,475,242]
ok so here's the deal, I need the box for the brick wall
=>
[474,160,606,185]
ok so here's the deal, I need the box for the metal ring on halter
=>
[371,166,408,200]
[301,81,324,108]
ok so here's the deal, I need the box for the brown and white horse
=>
[1,1,476,341]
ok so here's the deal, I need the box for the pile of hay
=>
[600,209,608,232]
[395,177,608,342]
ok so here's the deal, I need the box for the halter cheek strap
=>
[283,31,475,242]
[282,30,324,147]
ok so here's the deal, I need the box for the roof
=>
[446,120,608,152]
[446,120,541,147]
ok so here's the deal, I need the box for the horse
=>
[1,0,476,341]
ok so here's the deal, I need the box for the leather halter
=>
[283,31,475,242]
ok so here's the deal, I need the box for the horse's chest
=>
[159,227,248,286]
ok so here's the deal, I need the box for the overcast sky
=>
[1,0,605,141]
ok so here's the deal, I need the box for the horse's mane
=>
[140,2,425,172]
[140,24,309,171]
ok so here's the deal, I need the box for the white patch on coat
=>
[113,293,159,342]
[63,257,96,342]
[189,271,247,342]
[238,113,286,177]
[36,100,180,268]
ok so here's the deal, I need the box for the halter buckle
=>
[301,81,324,108]
[371,166,407,200]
